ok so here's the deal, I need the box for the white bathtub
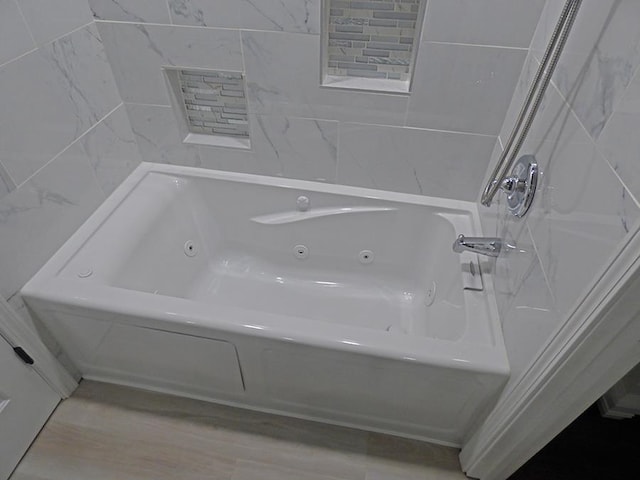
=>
[22,163,509,446]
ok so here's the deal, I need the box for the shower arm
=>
[480,0,582,208]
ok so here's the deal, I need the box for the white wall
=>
[91,0,544,201]
[482,0,640,396]
[0,0,142,302]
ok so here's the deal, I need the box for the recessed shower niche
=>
[164,67,251,149]
[321,0,426,94]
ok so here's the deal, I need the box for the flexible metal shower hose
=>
[481,0,582,207]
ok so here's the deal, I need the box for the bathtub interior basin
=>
[22,163,509,446]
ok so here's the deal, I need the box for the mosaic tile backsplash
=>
[178,69,249,138]
[326,0,423,82]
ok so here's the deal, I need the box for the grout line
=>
[13,0,38,49]
[0,159,18,192]
[92,19,321,36]
[334,120,342,182]
[595,146,640,211]
[334,121,497,138]
[124,101,172,108]
[165,0,173,25]
[15,103,125,189]
[39,21,95,49]
[422,40,529,51]
[0,46,38,70]
[0,20,95,70]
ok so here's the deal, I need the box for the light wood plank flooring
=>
[11,381,467,480]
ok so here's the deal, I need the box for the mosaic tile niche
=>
[323,0,425,92]
[165,67,251,149]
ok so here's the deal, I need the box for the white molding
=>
[460,221,640,479]
[0,297,77,398]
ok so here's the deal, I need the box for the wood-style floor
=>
[10,381,467,480]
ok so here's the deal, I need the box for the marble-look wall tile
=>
[19,0,93,46]
[97,22,243,106]
[0,24,122,185]
[0,153,105,298]
[0,0,36,66]
[335,123,495,200]
[199,114,338,182]
[423,0,545,48]
[498,227,558,396]
[237,0,320,34]
[478,138,504,237]
[127,103,338,183]
[241,31,408,126]
[597,70,640,204]
[168,0,239,27]
[58,104,142,196]
[126,103,202,166]
[519,83,640,316]
[0,162,16,200]
[169,0,320,34]
[407,42,526,135]
[532,0,640,140]
[89,0,171,23]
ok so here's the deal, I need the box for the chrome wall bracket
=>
[500,155,538,218]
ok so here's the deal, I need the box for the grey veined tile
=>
[59,105,142,196]
[241,30,408,126]
[89,0,171,23]
[0,24,121,185]
[407,42,526,135]
[19,0,93,45]
[97,22,243,105]
[0,0,36,66]
[534,0,640,140]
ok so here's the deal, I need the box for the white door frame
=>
[461,222,640,479]
[0,298,77,398]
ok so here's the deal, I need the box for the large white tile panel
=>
[0,0,35,66]
[0,153,105,298]
[496,53,540,145]
[89,0,171,23]
[19,0,93,45]
[127,102,338,182]
[533,0,640,140]
[199,114,338,182]
[523,88,640,316]
[499,227,559,396]
[97,22,243,106]
[597,71,640,204]
[125,103,202,165]
[170,0,320,33]
[423,0,545,48]
[168,0,238,27]
[335,123,495,200]
[407,42,526,135]
[0,24,122,185]
[60,105,142,196]
[242,31,408,126]
[236,0,320,34]
[493,218,540,319]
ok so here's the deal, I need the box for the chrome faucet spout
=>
[452,234,502,257]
